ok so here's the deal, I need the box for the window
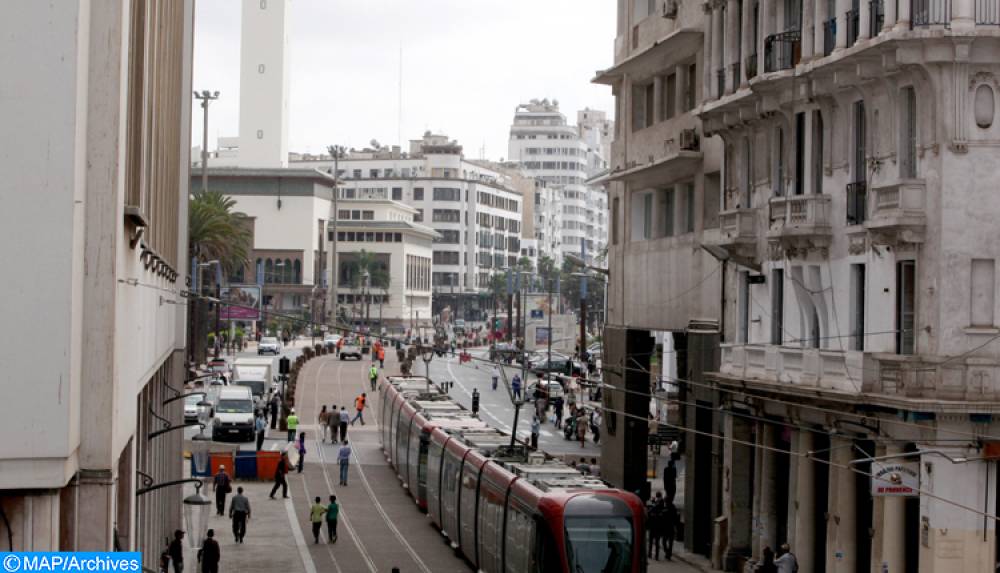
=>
[414,209,424,222]
[632,83,654,131]
[794,112,805,195]
[774,127,785,196]
[813,110,824,194]
[684,183,695,233]
[851,264,866,350]
[684,63,697,111]
[433,188,461,201]
[739,271,751,343]
[432,209,461,223]
[435,230,461,244]
[413,187,425,200]
[352,169,362,179]
[742,137,753,206]
[704,173,721,228]
[971,259,995,327]
[663,188,675,237]
[896,261,916,354]
[853,100,866,183]
[369,169,380,178]
[771,269,784,345]
[338,209,350,220]
[392,187,402,200]
[901,87,917,178]
[643,193,653,239]
[362,211,374,221]
[664,73,677,120]
[433,251,460,265]
[612,197,620,245]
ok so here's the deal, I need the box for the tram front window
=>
[564,515,633,573]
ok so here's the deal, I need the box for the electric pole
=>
[194,90,220,194]
[327,145,347,333]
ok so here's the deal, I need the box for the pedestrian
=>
[377,345,385,369]
[758,547,778,573]
[647,495,665,560]
[535,395,546,421]
[491,366,500,391]
[577,458,591,474]
[350,393,366,426]
[590,408,602,444]
[326,405,338,443]
[167,530,184,573]
[212,465,231,516]
[775,544,798,573]
[197,529,220,573]
[336,337,343,356]
[228,486,250,544]
[338,441,352,486]
[318,406,330,443]
[669,439,680,462]
[269,394,279,430]
[553,396,564,429]
[369,364,378,392]
[309,496,326,544]
[530,415,540,450]
[269,452,289,499]
[664,501,679,560]
[255,411,267,451]
[296,432,307,473]
[511,374,522,401]
[664,459,678,503]
[326,495,340,543]
[339,406,349,442]
[286,408,299,442]
[576,411,588,447]
[590,457,601,477]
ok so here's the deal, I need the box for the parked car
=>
[184,394,202,423]
[339,340,363,360]
[531,356,584,377]
[526,379,565,402]
[258,336,281,355]
[527,351,570,368]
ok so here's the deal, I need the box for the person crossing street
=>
[338,406,349,442]
[511,374,522,401]
[254,411,267,451]
[286,408,299,442]
[491,366,500,391]
[369,365,378,392]
[350,393,367,426]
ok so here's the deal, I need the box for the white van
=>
[211,386,255,442]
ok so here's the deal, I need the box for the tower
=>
[238,0,290,168]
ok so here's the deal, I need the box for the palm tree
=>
[189,191,252,274]
[345,250,383,328]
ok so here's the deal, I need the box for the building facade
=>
[1,0,193,565]
[691,0,1000,570]
[508,100,612,264]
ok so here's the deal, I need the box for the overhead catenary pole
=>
[194,90,220,194]
[579,241,587,360]
[327,145,346,333]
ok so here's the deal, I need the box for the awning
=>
[607,150,703,188]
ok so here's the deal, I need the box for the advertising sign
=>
[219,285,262,321]
[871,461,919,496]
[535,327,551,346]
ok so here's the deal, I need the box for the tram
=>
[379,376,646,573]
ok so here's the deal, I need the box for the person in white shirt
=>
[775,543,798,573]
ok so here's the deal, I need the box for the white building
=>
[239,0,290,168]
[1,0,193,564]
[331,199,436,328]
[291,133,523,321]
[508,100,611,264]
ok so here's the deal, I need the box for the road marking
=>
[282,488,319,573]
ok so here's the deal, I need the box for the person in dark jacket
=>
[269,453,289,499]
[268,394,279,430]
[663,501,679,560]
[167,530,184,573]
[646,494,666,560]
[212,466,231,516]
[198,529,221,573]
[758,546,778,573]
[663,459,678,503]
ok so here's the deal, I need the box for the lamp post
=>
[193,90,220,195]
[420,344,434,394]
[183,483,212,548]
[362,270,371,335]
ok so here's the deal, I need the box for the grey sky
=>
[191,0,616,161]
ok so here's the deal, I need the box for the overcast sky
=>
[191,0,616,162]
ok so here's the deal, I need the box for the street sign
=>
[320,325,329,332]
[871,461,919,496]
[219,285,262,321]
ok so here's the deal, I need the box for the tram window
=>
[417,432,430,495]
[427,441,442,510]
[505,503,537,573]
[460,462,479,552]
[396,413,410,478]
[478,480,504,572]
[564,515,634,573]
[408,424,422,491]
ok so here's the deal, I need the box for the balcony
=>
[717,208,758,245]
[823,19,836,56]
[745,53,758,79]
[764,30,801,72]
[768,194,832,245]
[871,0,886,34]
[846,8,861,45]
[718,344,863,394]
[846,181,867,225]
[912,0,951,26]
[864,179,927,244]
[864,353,1000,402]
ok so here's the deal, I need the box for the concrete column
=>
[826,438,856,572]
[751,422,764,559]
[726,0,740,92]
[874,444,905,573]
[895,0,911,29]
[791,431,815,569]
[884,0,897,30]
[741,0,753,83]
[704,5,715,100]
[712,5,725,97]
[759,424,778,552]
[653,76,664,123]
[724,415,754,568]
[860,0,872,38]
[952,0,975,31]
[802,0,816,59]
[814,0,828,55]
[835,0,850,48]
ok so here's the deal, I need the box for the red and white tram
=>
[379,376,647,573]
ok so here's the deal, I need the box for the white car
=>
[184,394,202,423]
[258,336,281,355]
[323,334,342,349]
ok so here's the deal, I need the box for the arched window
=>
[293,260,302,284]
[265,259,274,284]
[255,259,263,284]
[284,259,293,284]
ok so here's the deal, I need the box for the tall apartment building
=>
[508,100,612,264]
[291,133,523,321]
[593,0,723,521]
[1,0,193,565]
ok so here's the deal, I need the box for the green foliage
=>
[189,191,253,275]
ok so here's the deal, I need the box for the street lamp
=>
[193,399,212,441]
[183,482,212,548]
[420,344,434,394]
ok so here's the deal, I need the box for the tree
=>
[188,191,252,274]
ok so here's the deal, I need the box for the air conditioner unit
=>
[679,129,699,151]
[662,0,679,19]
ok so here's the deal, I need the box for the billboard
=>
[871,461,919,496]
[219,285,262,321]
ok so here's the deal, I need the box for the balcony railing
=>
[846,181,868,225]
[976,0,1000,23]
[870,0,886,34]
[764,30,801,73]
[769,194,832,231]
[719,208,758,243]
[731,62,742,88]
[912,0,951,26]
[719,344,863,394]
[846,8,861,45]
[745,53,758,79]
[822,19,836,56]
[717,68,726,98]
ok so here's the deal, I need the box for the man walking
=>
[228,486,251,543]
[338,406,349,443]
[775,544,798,573]
[268,393,279,430]
[530,415,540,450]
[309,496,327,544]
[212,465,231,516]
[318,405,330,443]
[295,432,307,473]
[511,374,522,401]
[663,459,678,503]
[647,494,665,561]
[350,393,366,426]
[663,501,679,561]
[338,440,352,486]
[377,345,385,369]
[577,410,588,447]
[255,411,267,451]
[369,365,378,392]
[269,452,289,499]
[197,529,220,573]
[326,495,340,543]
[491,366,500,391]
[167,530,184,573]
[285,408,299,442]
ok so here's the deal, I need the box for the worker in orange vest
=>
[376,345,385,368]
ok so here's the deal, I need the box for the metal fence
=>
[977,0,1000,23]
[764,30,801,72]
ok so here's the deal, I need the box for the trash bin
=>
[234,451,257,480]
[208,452,234,477]
[257,451,281,480]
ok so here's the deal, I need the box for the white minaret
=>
[238,0,290,168]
